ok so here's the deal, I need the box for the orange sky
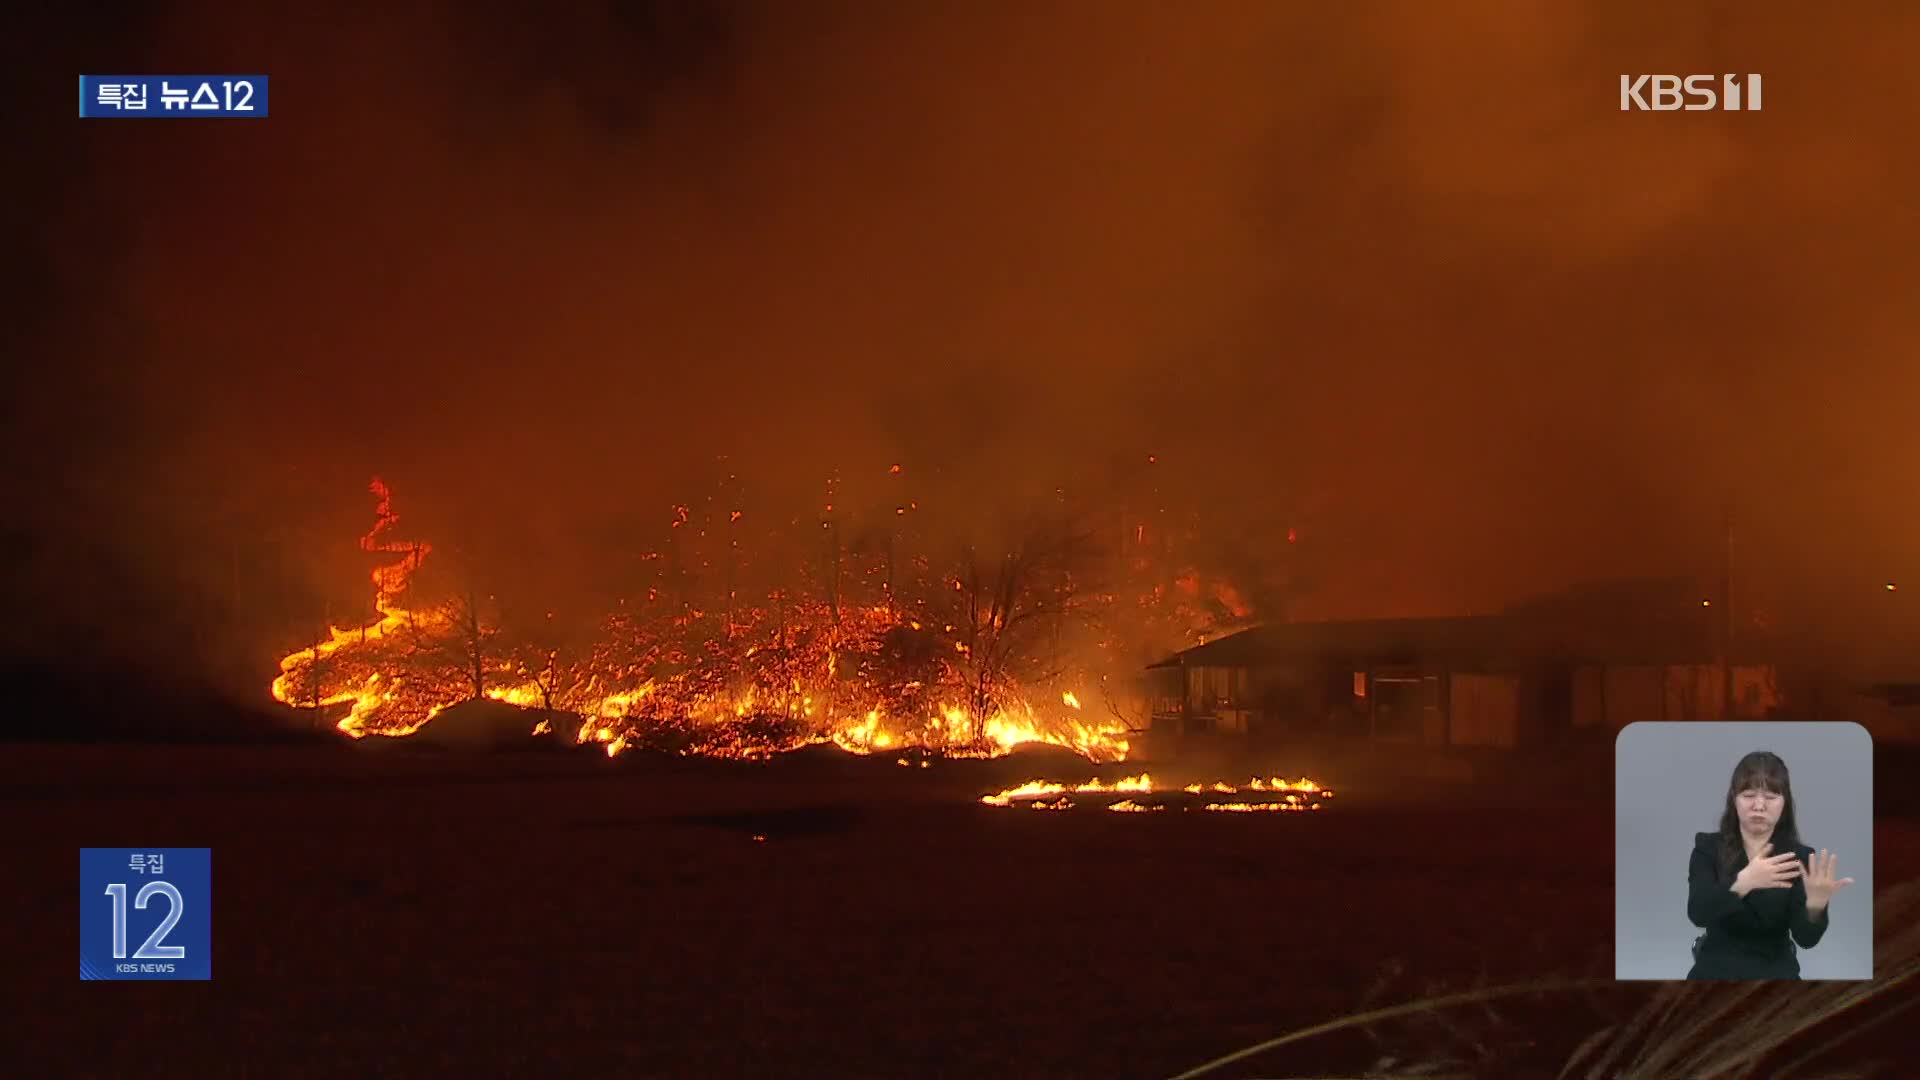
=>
[7,1,1918,669]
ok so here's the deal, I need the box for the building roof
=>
[1148,608,1738,670]
[1149,615,1513,669]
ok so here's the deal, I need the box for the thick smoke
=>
[6,2,1918,704]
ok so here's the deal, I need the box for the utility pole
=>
[823,475,841,626]
[311,594,330,710]
[1722,504,1735,720]
[826,517,841,625]
[230,534,242,632]
[725,509,737,639]
[886,463,904,613]
[667,507,686,616]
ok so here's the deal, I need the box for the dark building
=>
[1136,580,1781,758]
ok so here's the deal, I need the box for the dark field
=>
[9,742,1917,1078]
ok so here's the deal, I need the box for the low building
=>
[1138,584,1780,757]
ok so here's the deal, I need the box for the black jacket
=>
[1685,831,1830,979]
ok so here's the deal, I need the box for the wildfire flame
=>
[981,775,1334,812]
[1174,777,1325,796]
[978,774,1155,806]
[270,478,441,739]
[271,479,1138,761]
[1202,801,1323,813]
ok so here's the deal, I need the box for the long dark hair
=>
[1715,750,1801,879]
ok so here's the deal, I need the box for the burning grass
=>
[268,478,1184,763]
[980,774,1334,812]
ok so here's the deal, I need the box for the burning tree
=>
[425,584,497,701]
[937,515,1101,738]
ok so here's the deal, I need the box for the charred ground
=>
[10,733,1919,1078]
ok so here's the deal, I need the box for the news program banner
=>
[79,75,268,117]
[80,848,212,980]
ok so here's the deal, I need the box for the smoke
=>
[7,1,1920,693]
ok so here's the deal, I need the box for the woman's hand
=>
[1802,849,1856,911]
[1732,844,1802,896]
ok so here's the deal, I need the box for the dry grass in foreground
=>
[1175,879,1920,1080]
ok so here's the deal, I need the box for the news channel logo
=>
[1620,74,1761,111]
[78,75,268,118]
[79,848,212,980]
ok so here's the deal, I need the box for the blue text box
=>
[80,848,212,980]
[79,75,268,118]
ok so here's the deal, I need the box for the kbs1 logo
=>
[1620,74,1762,111]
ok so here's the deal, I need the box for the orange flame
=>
[979,774,1154,806]
[273,478,1135,761]
[983,775,1334,811]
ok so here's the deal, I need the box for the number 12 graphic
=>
[104,882,187,959]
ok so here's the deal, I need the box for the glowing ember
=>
[1170,777,1327,797]
[982,775,1336,812]
[1202,801,1321,813]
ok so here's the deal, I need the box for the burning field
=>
[979,774,1333,813]
[16,3,1920,1076]
[268,476,1250,766]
